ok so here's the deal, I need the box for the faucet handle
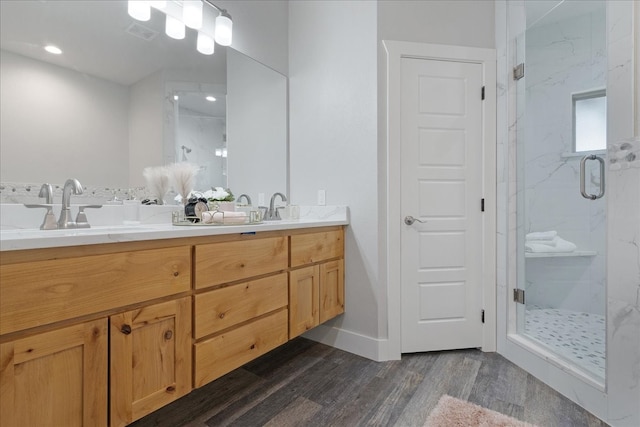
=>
[75,205,102,228]
[24,204,58,230]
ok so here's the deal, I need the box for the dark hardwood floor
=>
[131,338,608,427]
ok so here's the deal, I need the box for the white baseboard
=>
[302,324,392,362]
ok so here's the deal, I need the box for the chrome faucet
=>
[38,183,54,204]
[237,193,252,205]
[266,192,287,220]
[58,178,83,229]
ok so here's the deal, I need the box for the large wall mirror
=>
[0,0,287,201]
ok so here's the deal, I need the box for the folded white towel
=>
[201,211,247,225]
[526,231,557,241]
[525,237,577,253]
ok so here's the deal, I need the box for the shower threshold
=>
[524,306,605,381]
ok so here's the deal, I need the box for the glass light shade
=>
[165,15,185,39]
[214,13,233,46]
[197,32,215,55]
[183,1,203,30]
[128,1,151,21]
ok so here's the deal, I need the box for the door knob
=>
[404,216,426,226]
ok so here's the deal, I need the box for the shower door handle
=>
[580,154,605,200]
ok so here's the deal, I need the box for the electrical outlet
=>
[258,193,265,206]
[317,189,326,206]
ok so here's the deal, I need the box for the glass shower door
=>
[515,0,607,382]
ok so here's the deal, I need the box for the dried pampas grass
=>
[143,166,170,205]
[168,162,199,204]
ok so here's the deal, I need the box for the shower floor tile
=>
[525,306,605,380]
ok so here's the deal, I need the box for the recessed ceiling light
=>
[44,45,63,55]
[206,96,216,102]
[173,95,179,101]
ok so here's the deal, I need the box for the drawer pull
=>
[164,330,173,340]
[121,324,132,335]
[250,344,256,350]
[166,386,175,393]
[173,271,179,277]
[218,313,225,319]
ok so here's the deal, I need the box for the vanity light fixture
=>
[127,0,232,54]
[182,0,203,29]
[44,45,63,55]
[205,95,216,102]
[128,0,151,21]
[214,9,232,46]
[165,14,185,39]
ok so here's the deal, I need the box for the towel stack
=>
[201,210,247,225]
[525,231,577,253]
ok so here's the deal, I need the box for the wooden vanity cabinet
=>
[193,237,289,387]
[0,226,345,426]
[110,297,192,427]
[289,229,345,339]
[0,244,192,427]
[0,319,108,427]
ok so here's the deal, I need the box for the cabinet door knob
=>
[121,324,132,335]
[164,330,173,340]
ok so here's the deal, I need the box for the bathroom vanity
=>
[0,218,346,427]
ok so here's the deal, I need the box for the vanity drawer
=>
[194,237,287,289]
[0,246,191,335]
[194,273,288,339]
[194,309,288,387]
[290,229,344,268]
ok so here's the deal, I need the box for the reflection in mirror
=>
[0,0,287,203]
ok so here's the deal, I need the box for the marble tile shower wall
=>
[522,10,606,316]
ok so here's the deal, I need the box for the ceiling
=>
[0,0,227,87]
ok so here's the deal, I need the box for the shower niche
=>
[514,0,607,382]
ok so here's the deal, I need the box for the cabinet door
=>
[288,265,320,339]
[0,319,108,427]
[110,297,192,427]
[319,259,345,323]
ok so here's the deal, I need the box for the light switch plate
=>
[317,189,326,206]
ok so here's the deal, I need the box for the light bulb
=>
[197,32,215,55]
[128,1,151,21]
[214,11,232,46]
[205,95,216,102]
[183,1,203,30]
[44,45,63,55]
[165,14,185,39]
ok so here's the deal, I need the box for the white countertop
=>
[0,205,349,251]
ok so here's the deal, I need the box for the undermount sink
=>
[0,225,158,239]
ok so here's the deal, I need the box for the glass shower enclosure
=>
[514,0,607,382]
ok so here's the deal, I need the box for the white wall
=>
[214,0,289,75]
[289,1,380,347]
[0,50,129,187]
[129,71,165,188]
[290,0,496,359]
[227,49,288,201]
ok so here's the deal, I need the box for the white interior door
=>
[400,57,484,353]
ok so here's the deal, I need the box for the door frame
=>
[383,40,497,359]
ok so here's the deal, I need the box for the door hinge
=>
[513,288,525,304]
[481,198,485,212]
[513,63,525,80]
[481,86,485,100]
[481,309,485,323]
